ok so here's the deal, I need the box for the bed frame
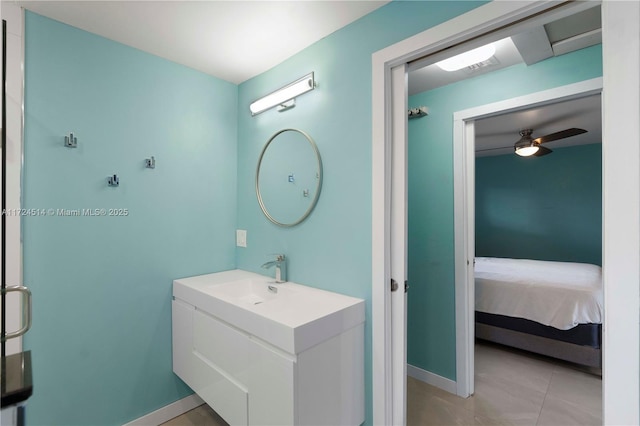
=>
[475,312,602,368]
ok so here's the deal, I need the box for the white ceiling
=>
[19,0,390,84]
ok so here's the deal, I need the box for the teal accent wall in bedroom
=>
[407,45,603,380]
[476,144,602,266]
[23,12,238,425]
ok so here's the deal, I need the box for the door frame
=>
[452,77,604,398]
[372,1,640,425]
[1,2,25,356]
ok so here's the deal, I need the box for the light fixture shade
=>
[514,145,539,156]
[250,72,315,116]
[514,129,539,156]
[436,43,496,72]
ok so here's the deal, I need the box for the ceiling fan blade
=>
[534,145,553,157]
[533,128,587,144]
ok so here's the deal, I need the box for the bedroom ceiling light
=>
[514,129,539,156]
[250,72,316,116]
[515,144,539,156]
[436,43,496,72]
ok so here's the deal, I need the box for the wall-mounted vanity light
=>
[250,72,316,116]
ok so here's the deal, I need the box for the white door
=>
[390,64,408,426]
[453,119,476,397]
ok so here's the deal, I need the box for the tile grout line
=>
[535,368,557,426]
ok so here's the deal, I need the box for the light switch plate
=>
[236,229,247,247]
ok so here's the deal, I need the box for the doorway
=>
[404,78,604,424]
[451,78,603,397]
[371,2,640,425]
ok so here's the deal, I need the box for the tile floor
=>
[161,403,228,426]
[163,341,602,425]
[407,341,602,426]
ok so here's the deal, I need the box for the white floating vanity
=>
[172,269,365,425]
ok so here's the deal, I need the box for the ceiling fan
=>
[480,128,588,157]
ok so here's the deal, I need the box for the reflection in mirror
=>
[256,129,322,227]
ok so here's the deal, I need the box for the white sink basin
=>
[207,279,284,306]
[173,269,364,354]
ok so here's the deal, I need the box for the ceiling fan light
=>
[515,145,539,156]
[513,129,539,156]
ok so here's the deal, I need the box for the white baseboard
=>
[122,393,205,426]
[407,364,457,395]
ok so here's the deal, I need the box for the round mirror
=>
[256,129,323,227]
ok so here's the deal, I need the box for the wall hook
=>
[408,106,429,119]
[107,174,119,187]
[145,156,155,169]
[65,132,77,148]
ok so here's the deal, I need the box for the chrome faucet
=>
[261,254,287,283]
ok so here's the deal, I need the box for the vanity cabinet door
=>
[191,309,250,426]
[247,338,296,425]
[173,296,364,426]
[296,324,365,425]
[193,310,251,385]
[173,300,249,426]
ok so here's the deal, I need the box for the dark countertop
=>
[1,351,33,407]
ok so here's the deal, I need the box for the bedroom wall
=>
[476,143,602,266]
[407,44,603,380]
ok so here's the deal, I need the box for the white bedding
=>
[475,257,603,330]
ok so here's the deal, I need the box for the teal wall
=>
[407,45,603,379]
[235,2,487,424]
[28,1,609,424]
[21,2,496,425]
[23,12,238,425]
[476,144,602,266]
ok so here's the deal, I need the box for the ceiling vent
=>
[463,56,500,74]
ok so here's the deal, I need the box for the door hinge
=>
[391,278,399,292]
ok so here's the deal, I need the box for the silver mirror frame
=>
[255,128,323,227]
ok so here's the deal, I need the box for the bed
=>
[474,257,603,368]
